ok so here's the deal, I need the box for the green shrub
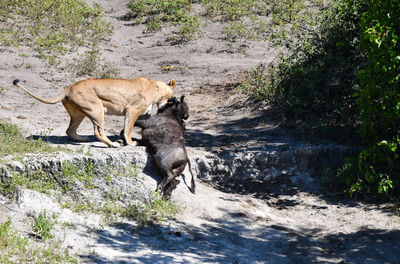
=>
[31,211,56,240]
[357,0,400,145]
[338,140,399,197]
[266,0,366,126]
[128,0,201,40]
[123,190,179,225]
[338,0,400,198]
[201,0,263,21]
[70,49,120,78]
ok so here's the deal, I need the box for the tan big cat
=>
[13,77,176,147]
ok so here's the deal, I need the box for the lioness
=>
[12,77,176,147]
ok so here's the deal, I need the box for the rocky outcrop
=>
[0,143,352,202]
[191,144,351,186]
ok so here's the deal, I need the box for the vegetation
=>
[0,218,79,263]
[126,0,294,42]
[31,211,56,240]
[337,0,400,198]
[0,157,178,225]
[127,0,201,41]
[0,0,112,65]
[238,0,399,199]
[0,120,60,156]
[241,0,362,132]
[69,49,120,79]
[122,190,179,225]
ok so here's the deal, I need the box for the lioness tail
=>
[13,79,67,104]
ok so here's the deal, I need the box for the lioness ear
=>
[180,95,185,103]
[169,79,177,90]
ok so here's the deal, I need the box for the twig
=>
[0,201,18,213]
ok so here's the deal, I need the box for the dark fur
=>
[135,96,195,198]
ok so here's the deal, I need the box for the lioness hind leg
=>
[62,100,89,142]
[75,99,119,148]
[93,124,119,148]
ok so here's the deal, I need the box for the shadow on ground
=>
[29,134,124,148]
[82,208,400,264]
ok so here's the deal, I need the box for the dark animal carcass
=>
[135,96,196,198]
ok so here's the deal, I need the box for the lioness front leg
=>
[123,107,146,146]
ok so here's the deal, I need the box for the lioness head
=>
[155,79,177,109]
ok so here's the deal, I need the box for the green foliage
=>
[339,0,400,198]
[0,170,58,197]
[31,211,56,240]
[179,15,202,41]
[127,0,276,41]
[0,218,79,263]
[201,0,266,21]
[123,190,179,225]
[128,0,201,40]
[0,159,99,198]
[338,138,399,197]
[238,64,271,101]
[0,0,112,65]
[0,86,6,95]
[0,120,59,156]
[357,0,400,145]
[201,0,271,42]
[60,160,97,192]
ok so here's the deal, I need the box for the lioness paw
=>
[127,141,138,147]
[110,141,120,148]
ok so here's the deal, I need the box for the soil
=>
[1,1,400,263]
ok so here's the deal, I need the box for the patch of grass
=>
[127,0,201,41]
[31,211,56,240]
[0,217,79,263]
[179,15,202,41]
[201,0,267,22]
[237,64,271,101]
[0,0,112,65]
[69,49,120,78]
[223,21,255,41]
[123,190,179,225]
[0,170,58,198]
[63,188,179,226]
[0,160,98,199]
[0,86,6,95]
[61,160,97,192]
[0,120,59,156]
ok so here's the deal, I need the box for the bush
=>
[70,49,120,79]
[338,0,400,198]
[261,0,367,128]
[128,0,201,40]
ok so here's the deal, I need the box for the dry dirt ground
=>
[1,1,400,263]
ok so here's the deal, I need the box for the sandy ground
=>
[1,1,400,263]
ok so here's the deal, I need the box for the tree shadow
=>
[273,224,400,264]
[81,207,400,264]
[82,208,289,263]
